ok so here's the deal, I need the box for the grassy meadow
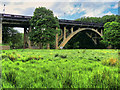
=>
[1,49,120,88]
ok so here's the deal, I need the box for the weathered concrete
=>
[0,18,2,44]
[101,29,103,36]
[56,27,58,49]
[24,28,27,49]
[23,27,32,49]
[59,28,103,48]
[86,32,97,45]
[71,27,73,33]
[58,30,63,42]
[64,27,66,40]
[27,27,32,49]
[47,43,50,49]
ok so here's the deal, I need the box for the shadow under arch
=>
[59,28,103,48]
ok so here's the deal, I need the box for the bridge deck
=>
[0,13,104,28]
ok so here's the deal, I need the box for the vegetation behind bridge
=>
[75,15,120,24]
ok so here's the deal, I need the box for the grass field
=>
[1,49,120,88]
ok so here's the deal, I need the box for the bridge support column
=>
[64,27,66,40]
[86,32,92,38]
[24,28,27,49]
[0,18,2,44]
[58,30,63,42]
[101,29,103,36]
[27,27,32,49]
[60,30,63,38]
[56,27,58,49]
[47,43,50,49]
[94,34,97,45]
[71,27,73,33]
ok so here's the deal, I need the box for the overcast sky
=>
[0,0,119,33]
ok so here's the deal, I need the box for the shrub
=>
[17,54,21,58]
[8,54,16,61]
[102,57,119,66]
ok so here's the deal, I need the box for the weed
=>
[102,57,119,66]
[60,55,67,58]
[2,54,7,59]
[17,54,21,58]
[118,51,120,55]
[27,56,41,61]
[109,58,117,66]
[8,54,16,61]
[2,51,5,53]
[55,54,59,57]
[5,71,17,86]
[12,52,16,54]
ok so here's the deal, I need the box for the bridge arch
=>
[59,28,103,48]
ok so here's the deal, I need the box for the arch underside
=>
[59,28,102,48]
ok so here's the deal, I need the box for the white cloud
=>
[50,2,116,18]
[104,11,113,15]
[81,2,112,17]
[0,2,56,15]
[0,2,116,18]
[112,4,118,9]
[0,0,120,2]
[50,2,79,17]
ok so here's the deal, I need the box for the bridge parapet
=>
[0,13,104,28]
[59,19,104,28]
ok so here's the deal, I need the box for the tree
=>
[75,15,120,24]
[29,7,60,49]
[101,15,117,24]
[2,27,24,48]
[101,21,120,49]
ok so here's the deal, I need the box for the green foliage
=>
[102,15,120,23]
[2,27,24,49]
[29,7,60,48]
[101,21,120,48]
[2,49,119,88]
[75,16,102,23]
[75,15,120,24]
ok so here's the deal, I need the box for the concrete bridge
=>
[0,13,104,49]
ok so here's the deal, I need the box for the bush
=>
[102,57,119,66]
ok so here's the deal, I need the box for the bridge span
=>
[0,13,104,49]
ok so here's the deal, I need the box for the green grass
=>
[1,49,120,88]
[0,44,9,46]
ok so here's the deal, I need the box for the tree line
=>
[75,15,120,24]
